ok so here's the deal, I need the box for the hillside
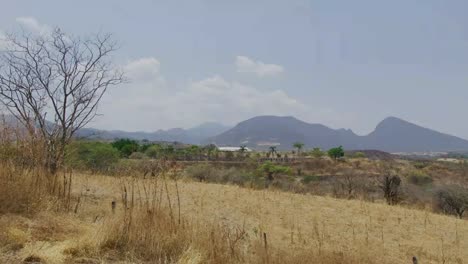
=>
[207,116,468,152]
[2,174,466,263]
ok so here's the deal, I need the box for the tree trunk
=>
[267,172,274,181]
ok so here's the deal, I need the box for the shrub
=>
[413,161,429,169]
[310,148,325,158]
[302,175,320,184]
[434,185,468,218]
[258,161,291,182]
[185,163,215,182]
[328,146,344,160]
[65,141,120,172]
[407,171,433,186]
[379,175,402,205]
[111,138,140,158]
[129,152,146,160]
[353,152,366,159]
[145,144,162,158]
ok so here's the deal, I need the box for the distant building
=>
[218,146,252,152]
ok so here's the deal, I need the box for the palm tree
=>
[238,145,247,160]
[293,142,305,156]
[239,145,247,153]
[268,146,277,158]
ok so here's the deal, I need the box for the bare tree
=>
[379,174,401,205]
[434,185,468,219]
[377,162,402,205]
[0,28,123,173]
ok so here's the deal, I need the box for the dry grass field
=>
[1,171,467,263]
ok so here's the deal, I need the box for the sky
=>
[1,0,468,138]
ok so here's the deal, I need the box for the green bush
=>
[407,171,433,186]
[258,161,291,181]
[328,146,344,160]
[413,161,428,169]
[129,152,147,160]
[302,175,320,184]
[145,144,162,158]
[65,141,120,172]
[353,152,366,158]
[111,138,140,158]
[310,148,325,158]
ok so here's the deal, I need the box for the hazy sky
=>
[1,0,468,138]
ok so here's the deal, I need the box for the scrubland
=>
[1,158,468,264]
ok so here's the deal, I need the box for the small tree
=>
[328,146,344,160]
[434,185,468,219]
[293,142,304,156]
[311,147,324,158]
[258,161,290,182]
[268,146,277,158]
[334,174,358,199]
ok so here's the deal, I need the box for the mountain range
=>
[206,116,468,152]
[75,122,231,144]
[4,113,468,152]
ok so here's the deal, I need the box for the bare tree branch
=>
[0,28,124,173]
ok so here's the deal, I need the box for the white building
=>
[218,146,252,152]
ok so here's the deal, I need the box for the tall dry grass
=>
[63,165,379,264]
[0,123,74,215]
[84,165,250,263]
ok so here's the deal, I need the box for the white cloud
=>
[92,57,307,131]
[124,57,163,84]
[15,17,52,35]
[235,55,284,77]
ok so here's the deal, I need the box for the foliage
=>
[185,163,214,182]
[145,144,162,158]
[328,146,344,160]
[258,161,291,181]
[352,152,366,158]
[66,141,120,172]
[138,143,152,153]
[112,139,140,158]
[413,161,429,169]
[268,146,277,157]
[407,170,433,186]
[302,175,320,184]
[129,152,147,160]
[310,148,325,158]
[293,142,304,154]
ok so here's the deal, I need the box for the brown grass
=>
[1,161,468,263]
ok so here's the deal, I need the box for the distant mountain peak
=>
[207,115,468,152]
[374,116,412,130]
